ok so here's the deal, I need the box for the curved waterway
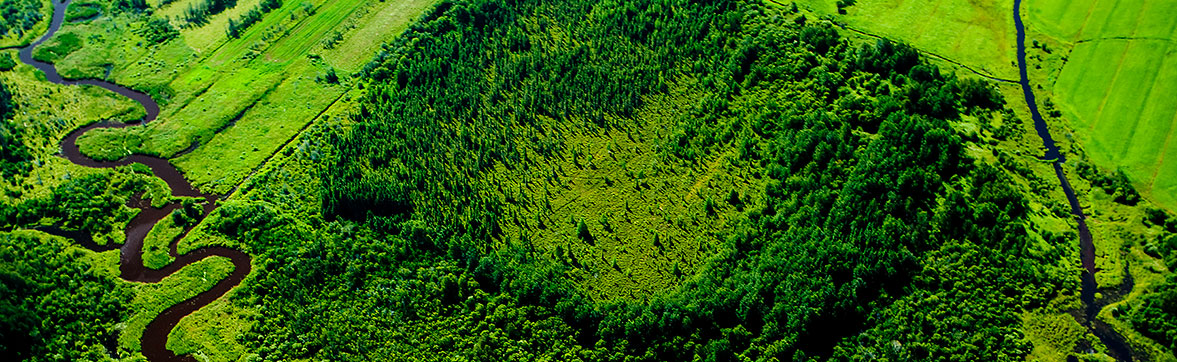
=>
[1012,0,1135,360]
[18,1,251,361]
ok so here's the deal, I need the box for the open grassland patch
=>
[166,268,257,361]
[119,256,235,357]
[494,86,767,300]
[1030,0,1177,211]
[1023,309,1088,361]
[320,0,434,72]
[172,58,346,194]
[793,0,1018,79]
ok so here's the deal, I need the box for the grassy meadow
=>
[46,0,432,194]
[792,0,1019,80]
[1029,0,1177,211]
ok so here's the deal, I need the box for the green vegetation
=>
[119,255,237,355]
[794,0,1018,79]
[0,231,132,361]
[3,0,1175,360]
[1028,0,1177,210]
[49,0,432,194]
[227,0,282,38]
[0,52,14,71]
[31,31,81,63]
[0,0,43,40]
[0,79,30,178]
[183,0,239,27]
[247,0,1071,360]
[64,2,101,23]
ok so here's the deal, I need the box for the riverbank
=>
[16,0,252,360]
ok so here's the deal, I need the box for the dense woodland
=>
[233,0,1095,360]
[0,231,132,361]
[0,80,31,178]
[0,0,42,39]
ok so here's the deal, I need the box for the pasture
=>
[793,0,1019,80]
[1031,0,1177,210]
[47,0,432,194]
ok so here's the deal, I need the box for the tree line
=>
[227,0,282,38]
[0,80,30,179]
[182,0,239,27]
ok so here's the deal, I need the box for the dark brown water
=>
[1013,0,1135,360]
[20,1,252,361]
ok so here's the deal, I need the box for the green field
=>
[51,0,432,194]
[795,0,1019,79]
[1030,0,1177,210]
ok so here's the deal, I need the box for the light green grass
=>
[321,0,434,72]
[119,256,236,357]
[1023,309,1087,361]
[1030,0,1177,211]
[143,215,183,270]
[172,65,345,194]
[793,0,1018,79]
[493,85,766,301]
[59,0,430,195]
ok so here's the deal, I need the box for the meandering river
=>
[18,1,251,361]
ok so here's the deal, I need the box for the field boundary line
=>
[222,86,351,199]
[838,26,1018,83]
[1073,0,1099,40]
[1075,36,1177,44]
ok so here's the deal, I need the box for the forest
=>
[0,0,41,39]
[1,0,1175,360]
[258,0,1089,359]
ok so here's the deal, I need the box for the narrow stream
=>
[1012,0,1135,360]
[18,1,251,361]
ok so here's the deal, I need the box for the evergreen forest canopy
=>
[236,0,1119,359]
